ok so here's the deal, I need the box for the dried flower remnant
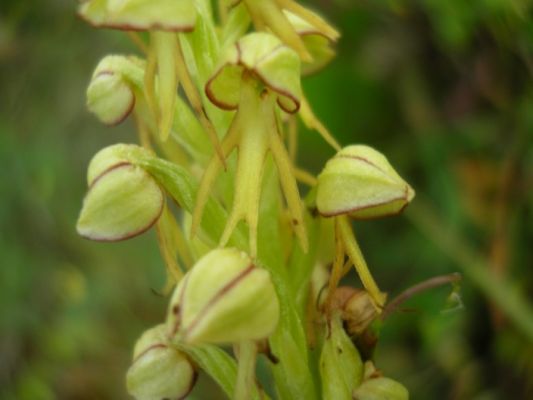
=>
[331,287,379,336]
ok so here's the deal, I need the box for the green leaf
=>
[136,155,247,248]
[257,162,318,400]
[177,344,264,400]
[320,315,363,400]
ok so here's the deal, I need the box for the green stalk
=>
[406,200,533,341]
[234,341,258,400]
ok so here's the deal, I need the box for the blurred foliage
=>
[1,0,532,399]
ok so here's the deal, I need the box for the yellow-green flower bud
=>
[126,324,196,400]
[353,376,409,400]
[284,11,335,76]
[87,70,134,125]
[79,0,196,32]
[76,146,163,241]
[317,145,415,219]
[167,248,279,344]
[320,315,364,400]
[86,55,145,125]
[206,32,302,114]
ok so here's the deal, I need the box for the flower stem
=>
[234,341,258,400]
[338,216,387,308]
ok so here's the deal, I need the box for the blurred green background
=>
[1,0,532,399]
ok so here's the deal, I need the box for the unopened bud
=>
[353,376,409,400]
[126,324,196,400]
[76,148,163,241]
[317,145,415,219]
[320,315,364,400]
[167,248,279,344]
[86,55,146,126]
[87,70,134,125]
[285,11,335,76]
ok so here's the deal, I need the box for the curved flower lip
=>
[88,160,132,189]
[205,33,301,114]
[335,153,388,173]
[77,163,165,242]
[86,143,152,186]
[78,0,196,32]
[88,70,136,126]
[317,191,412,219]
[131,343,168,364]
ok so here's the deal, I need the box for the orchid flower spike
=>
[191,32,308,257]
